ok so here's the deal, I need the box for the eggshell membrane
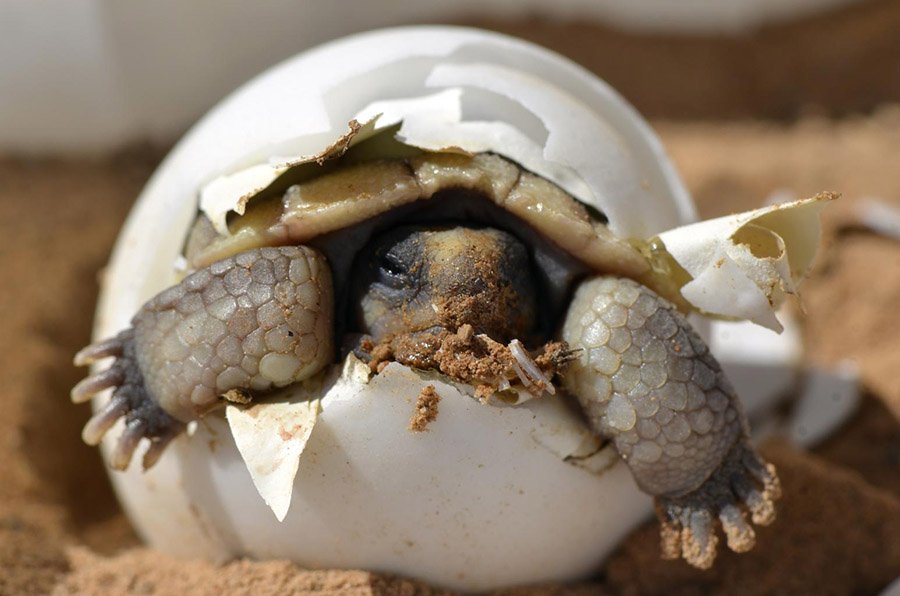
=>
[89,26,736,591]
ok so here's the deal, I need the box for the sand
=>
[4,4,900,594]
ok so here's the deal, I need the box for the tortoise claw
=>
[74,329,185,470]
[656,441,780,569]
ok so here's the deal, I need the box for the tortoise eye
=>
[376,252,414,291]
[379,253,406,277]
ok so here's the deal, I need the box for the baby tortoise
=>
[73,152,779,568]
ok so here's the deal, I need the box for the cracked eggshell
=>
[657,194,834,331]
[91,27,708,591]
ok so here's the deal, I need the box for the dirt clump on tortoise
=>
[408,385,441,432]
[72,151,779,569]
[364,323,572,401]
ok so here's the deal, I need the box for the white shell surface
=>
[93,26,705,591]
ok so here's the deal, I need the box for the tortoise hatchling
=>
[73,151,779,569]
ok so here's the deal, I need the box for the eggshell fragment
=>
[788,361,860,447]
[658,193,835,331]
[226,397,320,522]
[855,198,900,241]
[199,118,380,235]
[710,314,802,416]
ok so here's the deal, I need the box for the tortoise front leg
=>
[72,246,333,471]
[560,277,780,569]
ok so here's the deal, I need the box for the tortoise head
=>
[351,225,538,344]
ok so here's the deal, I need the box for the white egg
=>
[89,26,803,592]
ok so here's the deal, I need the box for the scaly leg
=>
[73,246,334,471]
[560,276,780,569]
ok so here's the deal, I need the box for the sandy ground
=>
[3,3,900,594]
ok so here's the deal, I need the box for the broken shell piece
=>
[657,193,835,331]
[710,312,860,448]
[788,361,860,448]
[709,315,803,416]
[199,118,381,236]
[226,396,320,523]
[854,198,900,240]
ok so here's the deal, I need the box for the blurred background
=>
[2,1,899,594]
[1,0,898,152]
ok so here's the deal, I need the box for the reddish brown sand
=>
[4,7,900,595]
